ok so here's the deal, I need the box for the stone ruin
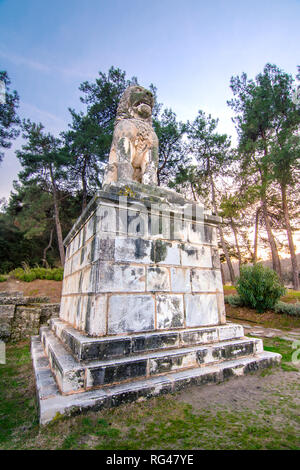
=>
[0,291,59,343]
[31,85,281,424]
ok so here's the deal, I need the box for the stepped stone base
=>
[32,333,281,425]
[31,183,281,424]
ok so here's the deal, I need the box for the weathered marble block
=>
[60,182,224,336]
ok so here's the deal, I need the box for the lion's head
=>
[115,85,154,124]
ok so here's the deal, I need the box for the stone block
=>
[94,236,116,262]
[170,267,191,293]
[211,247,221,269]
[185,294,219,327]
[85,294,107,336]
[70,251,81,274]
[149,351,197,375]
[181,244,212,268]
[82,337,132,361]
[132,332,179,353]
[108,294,155,334]
[97,203,118,235]
[181,328,218,346]
[127,205,149,238]
[218,324,244,341]
[96,263,145,293]
[85,214,96,242]
[187,222,205,245]
[40,304,60,324]
[146,267,170,292]
[156,294,184,329]
[150,240,181,265]
[80,267,94,294]
[191,269,223,292]
[10,306,41,342]
[115,237,151,264]
[172,216,188,242]
[217,293,226,324]
[87,359,147,388]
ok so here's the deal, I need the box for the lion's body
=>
[103,86,159,186]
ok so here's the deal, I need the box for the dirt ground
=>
[178,367,300,414]
[0,279,62,302]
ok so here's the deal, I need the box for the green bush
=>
[22,272,37,282]
[236,264,286,313]
[224,294,244,307]
[274,301,300,317]
[9,266,64,282]
[10,267,25,279]
[0,274,8,282]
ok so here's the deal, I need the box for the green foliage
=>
[0,213,46,274]
[224,294,244,307]
[10,266,63,282]
[0,71,20,162]
[153,108,188,186]
[236,264,286,313]
[176,110,232,205]
[0,274,7,282]
[274,301,300,317]
[2,181,83,270]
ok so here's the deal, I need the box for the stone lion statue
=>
[103,85,159,186]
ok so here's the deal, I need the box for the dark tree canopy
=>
[0,71,20,162]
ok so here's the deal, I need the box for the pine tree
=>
[0,71,20,162]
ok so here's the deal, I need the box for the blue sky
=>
[0,0,299,199]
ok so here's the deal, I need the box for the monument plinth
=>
[31,86,281,424]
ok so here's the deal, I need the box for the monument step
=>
[40,326,263,394]
[32,335,281,425]
[50,318,245,362]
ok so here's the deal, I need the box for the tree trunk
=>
[219,225,236,284]
[190,183,197,202]
[81,158,88,211]
[49,165,65,266]
[281,183,299,290]
[220,263,225,285]
[260,139,281,278]
[42,229,53,268]
[261,197,281,278]
[253,207,260,264]
[230,218,242,275]
[209,171,236,284]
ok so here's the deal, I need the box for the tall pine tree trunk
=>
[253,207,260,264]
[42,229,53,268]
[209,173,236,284]
[219,225,236,284]
[261,197,281,278]
[260,142,281,278]
[281,183,299,290]
[81,158,87,212]
[49,165,65,266]
[230,218,242,274]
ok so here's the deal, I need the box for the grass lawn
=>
[0,338,299,450]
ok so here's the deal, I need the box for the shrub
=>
[9,267,25,280]
[224,294,244,307]
[9,266,64,282]
[22,271,37,282]
[274,301,300,317]
[236,264,286,313]
[0,274,7,282]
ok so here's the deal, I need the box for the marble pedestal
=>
[31,182,281,424]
